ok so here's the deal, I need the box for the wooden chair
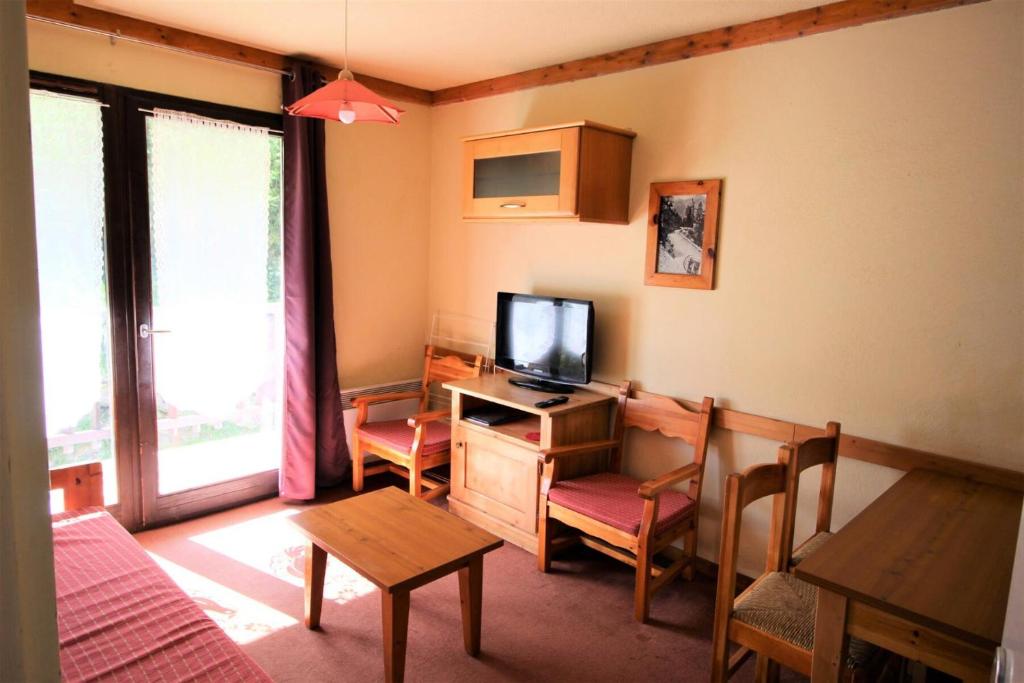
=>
[352,345,483,500]
[537,380,715,623]
[711,445,873,683]
[779,422,840,570]
[49,462,104,512]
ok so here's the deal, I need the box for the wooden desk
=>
[290,488,503,683]
[795,469,1022,682]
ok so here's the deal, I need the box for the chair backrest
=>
[49,462,104,512]
[714,460,791,627]
[773,421,841,568]
[619,386,715,504]
[419,345,484,411]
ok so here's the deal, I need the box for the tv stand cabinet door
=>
[451,427,539,536]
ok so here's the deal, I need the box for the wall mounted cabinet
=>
[462,121,635,224]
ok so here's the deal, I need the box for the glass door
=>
[30,75,285,528]
[130,103,284,525]
[29,89,124,512]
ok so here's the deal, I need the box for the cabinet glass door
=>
[473,152,561,198]
[464,128,579,219]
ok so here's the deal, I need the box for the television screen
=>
[495,292,594,385]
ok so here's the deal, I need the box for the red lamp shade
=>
[285,72,403,125]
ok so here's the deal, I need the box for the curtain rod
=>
[138,108,284,135]
[32,88,111,108]
[28,16,295,79]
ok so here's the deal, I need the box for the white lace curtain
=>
[31,92,108,434]
[148,109,272,419]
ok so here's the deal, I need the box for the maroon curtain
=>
[279,63,349,500]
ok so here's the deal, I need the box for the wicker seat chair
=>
[710,448,876,682]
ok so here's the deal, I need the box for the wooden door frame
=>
[30,72,284,530]
[123,85,283,528]
[29,72,142,528]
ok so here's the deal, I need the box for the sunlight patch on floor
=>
[158,431,279,494]
[188,507,376,605]
[148,552,298,644]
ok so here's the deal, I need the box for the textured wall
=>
[426,1,1024,573]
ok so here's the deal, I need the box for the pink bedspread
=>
[52,508,272,682]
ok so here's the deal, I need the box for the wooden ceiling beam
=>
[27,0,987,109]
[25,0,434,105]
[431,0,987,105]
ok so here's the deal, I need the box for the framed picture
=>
[645,179,722,290]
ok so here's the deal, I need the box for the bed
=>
[50,465,272,682]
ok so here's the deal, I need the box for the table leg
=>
[304,542,327,629]
[459,555,483,657]
[812,588,849,682]
[382,590,410,683]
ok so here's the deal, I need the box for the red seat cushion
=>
[548,472,696,536]
[357,419,451,455]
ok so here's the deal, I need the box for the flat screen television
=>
[495,292,594,390]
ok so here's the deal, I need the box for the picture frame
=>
[645,179,722,290]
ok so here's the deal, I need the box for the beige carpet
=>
[134,478,803,682]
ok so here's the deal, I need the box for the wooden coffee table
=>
[290,487,503,683]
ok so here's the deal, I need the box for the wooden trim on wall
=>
[431,0,988,105]
[25,0,433,105]
[540,374,1023,492]
[28,0,986,109]
[681,401,1024,493]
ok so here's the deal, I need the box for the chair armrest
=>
[539,439,620,464]
[352,391,422,408]
[638,462,701,500]
[407,409,451,428]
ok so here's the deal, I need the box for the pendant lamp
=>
[285,0,403,125]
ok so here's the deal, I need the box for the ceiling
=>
[78,0,826,91]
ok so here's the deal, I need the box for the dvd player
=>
[463,405,530,427]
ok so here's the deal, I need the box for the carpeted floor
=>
[134,478,805,682]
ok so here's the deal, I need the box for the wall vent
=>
[339,379,422,411]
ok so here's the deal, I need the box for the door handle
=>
[499,201,526,209]
[139,323,171,339]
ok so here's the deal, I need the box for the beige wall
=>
[1,3,60,680]
[427,2,1024,572]
[327,104,432,388]
[26,20,432,388]
[22,2,1024,576]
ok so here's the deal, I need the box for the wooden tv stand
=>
[442,374,616,552]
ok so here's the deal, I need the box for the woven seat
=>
[734,572,875,667]
[790,531,834,566]
[357,419,450,456]
[548,472,696,536]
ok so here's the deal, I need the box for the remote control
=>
[535,396,570,408]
